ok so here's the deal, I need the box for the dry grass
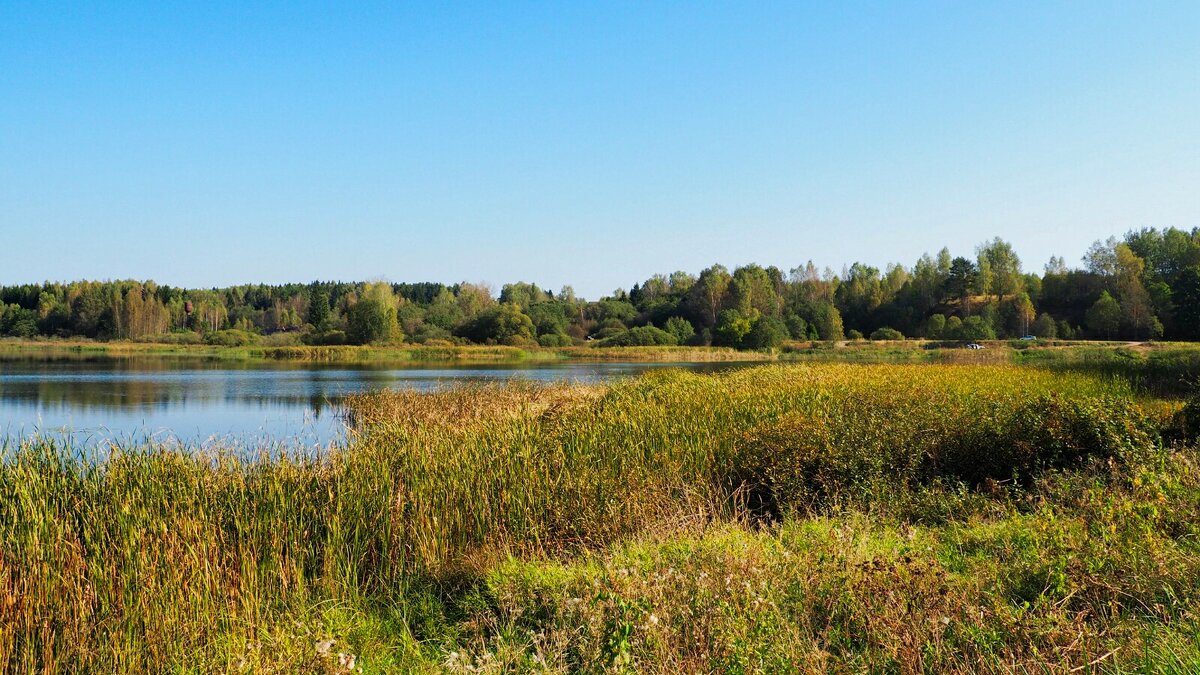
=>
[1,363,1197,672]
[343,380,604,435]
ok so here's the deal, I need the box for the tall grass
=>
[1,363,1195,672]
[1016,343,1200,396]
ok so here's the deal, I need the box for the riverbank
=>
[7,335,1200,362]
[7,338,1200,393]
[0,338,768,364]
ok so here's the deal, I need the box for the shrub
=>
[714,309,753,347]
[600,325,678,347]
[202,329,260,346]
[744,316,788,350]
[925,314,946,339]
[455,305,536,345]
[933,394,1159,485]
[663,316,696,345]
[784,313,809,340]
[951,316,996,341]
[869,327,904,341]
[259,331,302,347]
[730,383,1159,516]
[847,329,864,341]
[135,331,203,345]
[302,329,349,346]
[1174,395,1200,444]
[537,332,573,347]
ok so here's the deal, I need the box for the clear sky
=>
[2,2,1198,299]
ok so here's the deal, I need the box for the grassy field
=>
[3,363,1200,671]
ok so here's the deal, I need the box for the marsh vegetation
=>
[3,362,1200,672]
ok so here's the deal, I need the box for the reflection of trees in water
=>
[0,370,344,414]
[1,358,752,416]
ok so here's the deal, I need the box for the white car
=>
[966,343,985,350]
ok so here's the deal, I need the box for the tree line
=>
[3,227,1199,349]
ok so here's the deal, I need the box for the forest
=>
[3,226,1200,348]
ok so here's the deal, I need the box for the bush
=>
[933,395,1159,485]
[537,333,573,347]
[744,316,788,350]
[302,329,349,346]
[784,313,809,340]
[600,326,678,347]
[869,327,904,341]
[455,305,536,345]
[135,331,203,345]
[663,316,696,345]
[202,329,260,346]
[594,326,627,340]
[713,309,753,347]
[259,331,302,347]
[1174,395,1200,444]
[847,329,864,341]
[952,316,996,341]
[731,386,1160,517]
[411,325,453,343]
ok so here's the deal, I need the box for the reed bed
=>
[1,363,1197,672]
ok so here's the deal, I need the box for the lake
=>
[0,357,746,449]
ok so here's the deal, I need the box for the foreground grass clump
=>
[449,452,1200,672]
[2,364,1198,672]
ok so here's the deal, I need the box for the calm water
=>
[0,357,744,449]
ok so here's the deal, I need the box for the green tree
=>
[730,264,781,318]
[424,288,464,330]
[1085,291,1122,339]
[455,304,536,345]
[346,283,402,345]
[587,299,637,325]
[945,258,978,315]
[945,315,964,337]
[689,265,732,328]
[835,263,882,330]
[783,313,809,340]
[1013,292,1036,336]
[456,282,494,319]
[527,302,570,337]
[810,302,844,340]
[1174,268,1200,340]
[1113,244,1160,339]
[925,314,946,339]
[955,316,996,341]
[499,282,550,308]
[713,309,754,348]
[744,316,788,349]
[1031,313,1058,338]
[977,238,1023,302]
[307,291,331,328]
[663,316,696,344]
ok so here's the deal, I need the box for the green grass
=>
[3,363,1200,672]
[1014,342,1200,397]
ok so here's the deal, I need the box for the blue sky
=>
[2,2,1198,298]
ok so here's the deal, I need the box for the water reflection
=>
[0,357,744,448]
